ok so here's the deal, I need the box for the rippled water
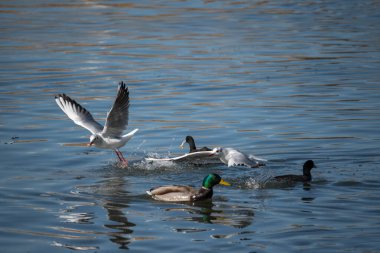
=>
[1,1,380,252]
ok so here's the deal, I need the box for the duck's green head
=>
[202,173,231,189]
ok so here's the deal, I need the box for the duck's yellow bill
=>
[219,179,231,186]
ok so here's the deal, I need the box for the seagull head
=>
[88,134,100,146]
[212,147,223,156]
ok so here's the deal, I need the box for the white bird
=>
[55,81,138,165]
[213,147,266,168]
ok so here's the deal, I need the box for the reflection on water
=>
[52,241,99,251]
[101,177,135,250]
[70,173,138,250]
[165,200,254,229]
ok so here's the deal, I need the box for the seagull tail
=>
[123,128,139,137]
[248,155,266,167]
[249,155,267,162]
[121,128,139,143]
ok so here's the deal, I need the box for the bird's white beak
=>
[179,139,186,149]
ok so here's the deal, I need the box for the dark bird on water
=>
[274,160,316,183]
[180,135,211,153]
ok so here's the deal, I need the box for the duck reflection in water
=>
[165,200,254,229]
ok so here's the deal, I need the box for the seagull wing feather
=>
[102,81,130,138]
[55,94,103,134]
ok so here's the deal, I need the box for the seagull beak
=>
[88,141,94,147]
[219,179,231,186]
[179,139,186,149]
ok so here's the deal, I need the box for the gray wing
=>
[55,94,103,134]
[102,81,130,138]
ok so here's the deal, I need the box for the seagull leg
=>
[114,149,122,161]
[114,149,128,167]
[118,151,128,164]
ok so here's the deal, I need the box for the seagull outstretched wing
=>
[55,94,103,134]
[102,81,130,138]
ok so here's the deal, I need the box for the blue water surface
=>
[1,1,380,252]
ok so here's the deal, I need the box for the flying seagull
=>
[55,81,138,165]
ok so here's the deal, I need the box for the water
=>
[1,0,380,252]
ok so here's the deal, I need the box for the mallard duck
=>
[274,160,316,183]
[146,173,230,202]
[180,136,211,153]
[213,147,266,168]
